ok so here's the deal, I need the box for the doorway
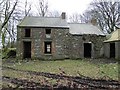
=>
[84,43,92,58]
[23,41,31,58]
[110,43,115,58]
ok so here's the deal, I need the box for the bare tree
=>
[0,0,18,48]
[24,0,31,17]
[82,0,120,33]
[0,0,17,32]
[79,10,95,23]
[13,0,32,20]
[8,0,33,48]
[36,0,48,17]
[69,13,81,23]
[48,10,60,17]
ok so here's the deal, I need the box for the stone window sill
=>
[44,54,52,56]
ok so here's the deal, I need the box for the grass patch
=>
[2,59,119,80]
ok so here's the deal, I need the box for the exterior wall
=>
[34,28,70,59]
[69,35,84,59]
[115,41,120,60]
[51,28,70,59]
[17,27,69,59]
[90,35,105,58]
[104,41,120,59]
[17,27,105,59]
[69,34,105,59]
[117,41,120,59]
[31,28,44,59]
[104,43,110,58]
[17,27,24,59]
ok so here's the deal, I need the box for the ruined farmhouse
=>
[17,12,106,60]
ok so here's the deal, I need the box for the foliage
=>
[2,48,16,59]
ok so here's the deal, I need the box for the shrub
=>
[2,48,16,59]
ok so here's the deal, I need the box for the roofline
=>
[68,22,87,24]
[70,34,106,36]
[104,40,120,43]
[17,25,69,29]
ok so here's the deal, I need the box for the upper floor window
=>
[25,28,31,37]
[45,29,51,38]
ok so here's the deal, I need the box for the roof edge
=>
[17,25,69,29]
[104,40,120,43]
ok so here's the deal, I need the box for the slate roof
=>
[104,29,120,42]
[18,17,69,28]
[18,17,105,36]
[68,23,105,35]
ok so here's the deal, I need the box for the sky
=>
[48,0,93,15]
[28,0,120,16]
[28,0,93,16]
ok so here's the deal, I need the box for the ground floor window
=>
[44,42,52,54]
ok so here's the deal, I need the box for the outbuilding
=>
[104,29,120,59]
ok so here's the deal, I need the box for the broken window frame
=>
[25,28,31,37]
[45,29,51,38]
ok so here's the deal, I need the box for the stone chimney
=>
[61,12,66,19]
[90,18,97,25]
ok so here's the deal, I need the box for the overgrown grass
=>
[2,59,119,80]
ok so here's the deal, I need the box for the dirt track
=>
[2,66,120,89]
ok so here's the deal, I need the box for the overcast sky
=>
[27,0,93,16]
[27,0,120,16]
[48,0,93,15]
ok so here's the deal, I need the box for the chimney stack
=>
[61,12,66,19]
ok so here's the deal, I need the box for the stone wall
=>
[17,27,23,59]
[104,43,110,58]
[51,28,70,59]
[69,34,105,59]
[69,35,83,59]
[104,41,120,59]
[17,27,70,59]
[90,35,105,58]
[17,27,105,59]
[116,41,120,60]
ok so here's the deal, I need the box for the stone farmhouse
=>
[17,12,106,60]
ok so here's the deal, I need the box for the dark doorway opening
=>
[110,43,115,58]
[44,42,52,54]
[84,43,92,58]
[23,42,31,58]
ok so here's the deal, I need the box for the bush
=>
[2,48,16,59]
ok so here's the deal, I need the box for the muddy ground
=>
[2,66,120,89]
